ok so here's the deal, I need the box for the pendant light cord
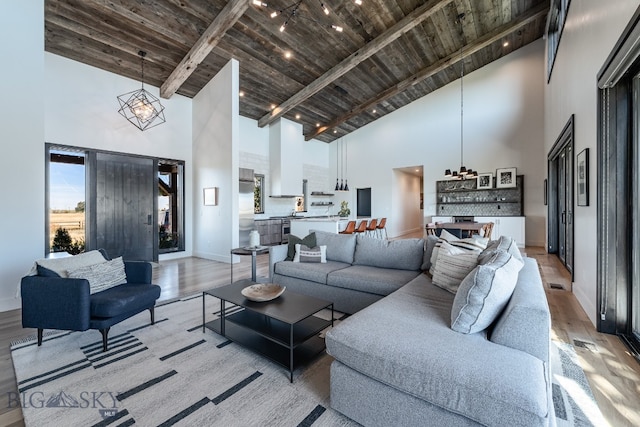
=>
[459,20,464,170]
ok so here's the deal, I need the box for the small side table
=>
[230,246,270,282]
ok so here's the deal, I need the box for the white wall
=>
[44,53,194,261]
[0,2,45,311]
[330,40,546,241]
[192,59,239,262]
[544,0,640,326]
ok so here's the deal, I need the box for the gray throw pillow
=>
[477,235,522,265]
[312,230,356,264]
[451,250,524,334]
[286,233,317,261]
[353,235,424,270]
[421,235,439,271]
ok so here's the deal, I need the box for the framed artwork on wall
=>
[203,187,218,206]
[496,167,517,188]
[577,148,589,206]
[477,173,493,189]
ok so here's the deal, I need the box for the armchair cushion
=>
[90,283,161,318]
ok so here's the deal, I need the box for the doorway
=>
[547,115,574,276]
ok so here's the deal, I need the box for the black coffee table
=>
[202,279,333,382]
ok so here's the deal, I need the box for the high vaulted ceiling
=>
[45,0,548,142]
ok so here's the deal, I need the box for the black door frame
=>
[547,114,575,278]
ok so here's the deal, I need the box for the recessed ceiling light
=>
[316,123,320,127]
[295,114,301,119]
[284,51,292,59]
[372,109,377,113]
[503,41,509,47]
[333,130,337,134]
[270,104,276,110]
[239,91,245,97]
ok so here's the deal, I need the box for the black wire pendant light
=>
[117,51,166,131]
[335,138,349,191]
[445,14,476,180]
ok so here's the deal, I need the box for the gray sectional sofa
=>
[269,230,425,314]
[269,231,554,426]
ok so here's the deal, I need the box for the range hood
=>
[269,119,303,198]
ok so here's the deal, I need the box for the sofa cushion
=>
[353,235,424,271]
[90,283,161,318]
[327,265,420,296]
[293,244,327,263]
[286,233,317,261]
[35,250,106,278]
[451,250,524,334]
[431,242,479,294]
[325,274,550,426]
[274,260,350,284]
[68,257,128,294]
[312,230,356,264]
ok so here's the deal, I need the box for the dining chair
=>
[365,219,378,237]
[425,223,437,236]
[376,218,387,239]
[354,220,368,234]
[481,222,494,239]
[339,220,357,234]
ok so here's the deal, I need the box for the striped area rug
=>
[10,295,356,426]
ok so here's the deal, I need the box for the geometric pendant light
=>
[117,51,166,131]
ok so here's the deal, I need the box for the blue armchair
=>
[21,258,161,351]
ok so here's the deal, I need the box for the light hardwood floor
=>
[1,247,639,426]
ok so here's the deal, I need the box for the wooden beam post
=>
[160,0,250,99]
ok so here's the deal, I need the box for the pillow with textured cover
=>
[451,250,524,334]
[421,235,439,271]
[431,241,479,294]
[286,233,317,261]
[293,244,327,263]
[312,230,357,264]
[34,250,107,278]
[67,256,128,294]
[428,230,460,275]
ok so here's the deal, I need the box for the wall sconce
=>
[204,187,218,206]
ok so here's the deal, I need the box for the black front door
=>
[91,153,157,261]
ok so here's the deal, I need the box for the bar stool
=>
[376,218,387,239]
[339,220,356,234]
[365,219,378,237]
[354,220,368,234]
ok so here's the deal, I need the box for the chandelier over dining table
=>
[445,13,476,180]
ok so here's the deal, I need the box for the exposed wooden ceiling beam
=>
[160,0,250,98]
[305,3,548,141]
[257,0,453,128]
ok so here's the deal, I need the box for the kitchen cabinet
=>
[474,216,525,248]
[255,219,282,246]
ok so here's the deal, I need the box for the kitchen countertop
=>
[290,217,348,222]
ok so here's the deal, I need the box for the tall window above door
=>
[546,0,571,81]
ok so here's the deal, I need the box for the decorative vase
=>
[249,230,260,248]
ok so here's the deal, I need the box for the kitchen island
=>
[290,217,352,237]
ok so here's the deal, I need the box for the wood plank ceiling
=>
[45,0,548,142]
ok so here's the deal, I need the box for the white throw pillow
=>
[293,244,327,263]
[431,242,479,294]
[35,250,107,278]
[428,230,460,275]
[67,257,127,294]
